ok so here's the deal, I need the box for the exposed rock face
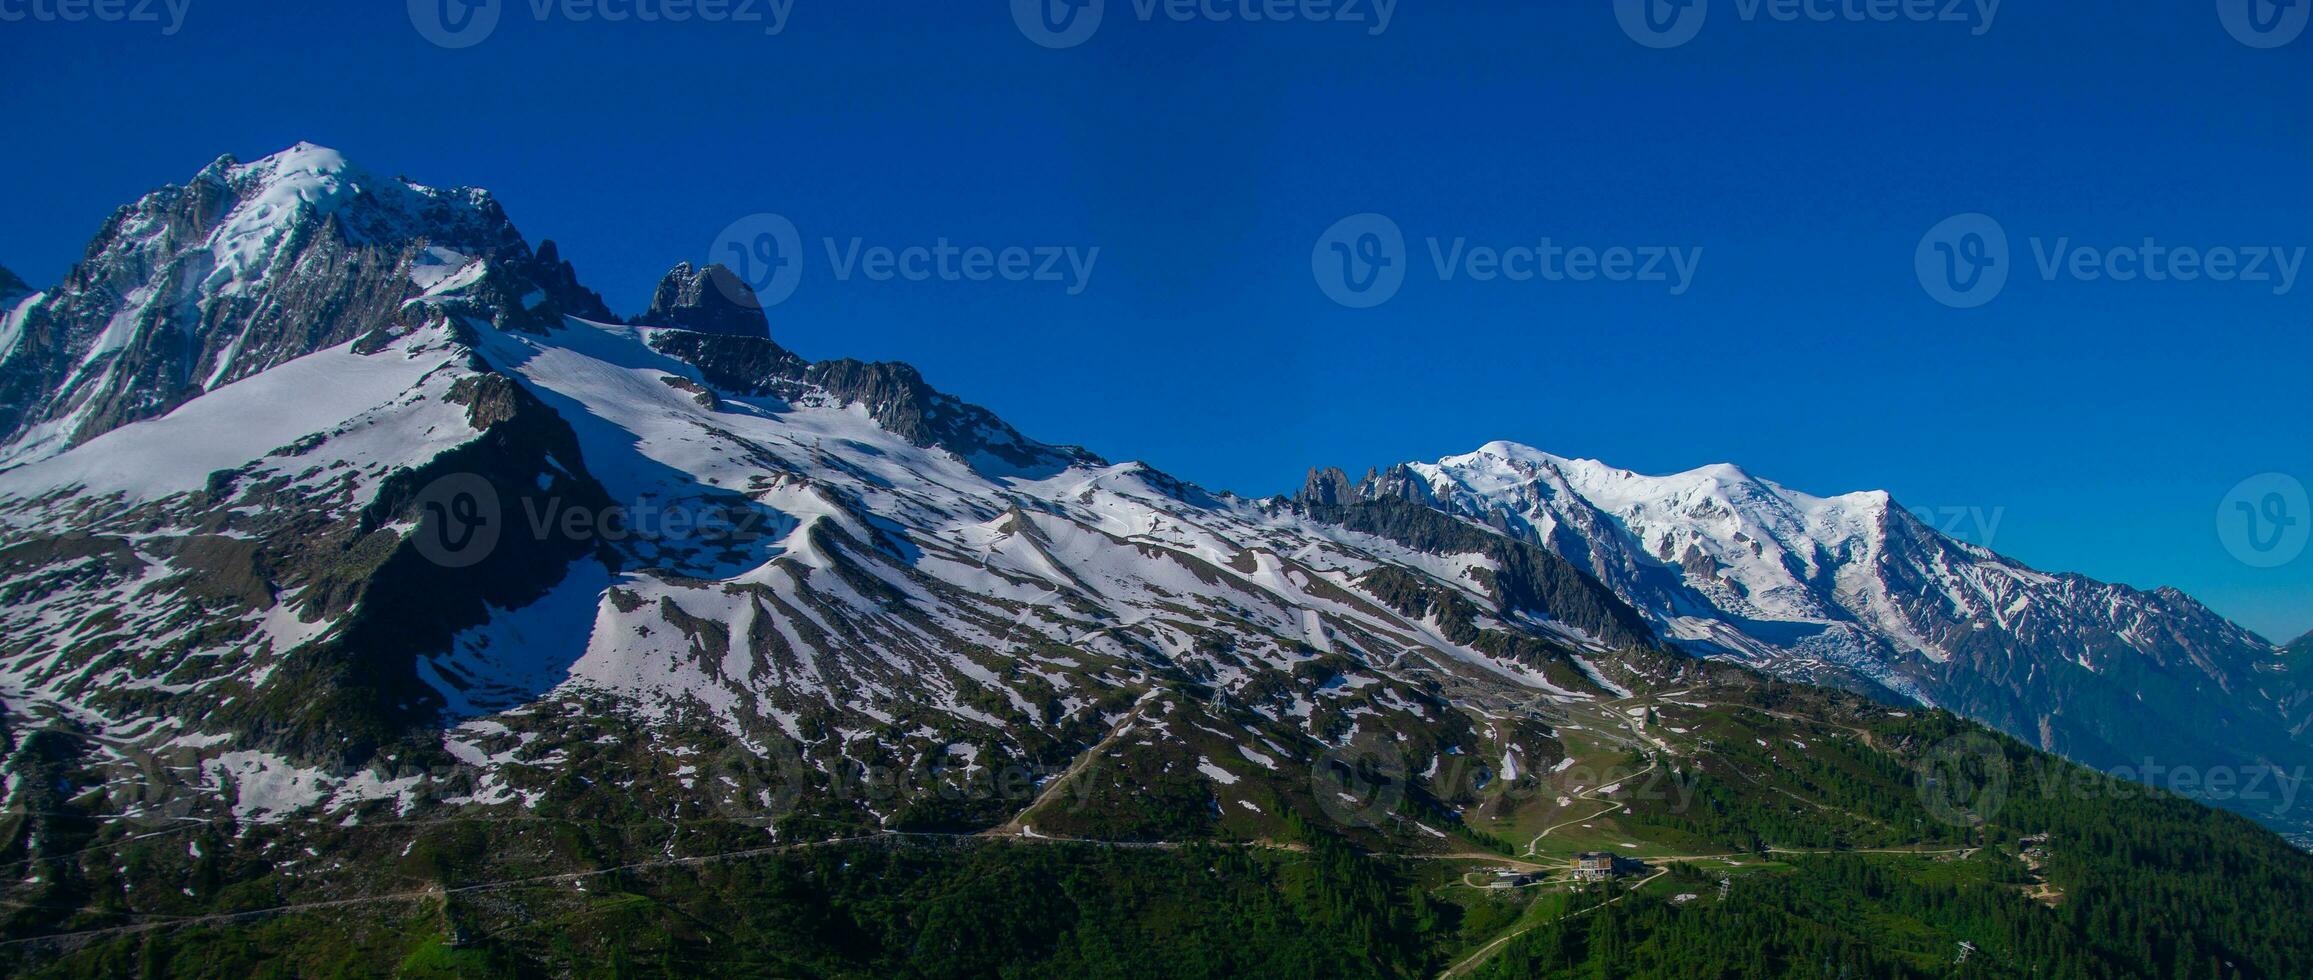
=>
[1290,488,1658,653]
[644,328,1098,477]
[1299,466,1359,507]
[636,262,771,338]
[643,329,810,396]
[800,357,1098,476]
[0,143,608,466]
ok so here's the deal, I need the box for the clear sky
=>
[1,0,2307,640]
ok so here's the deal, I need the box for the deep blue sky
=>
[1,1,2307,640]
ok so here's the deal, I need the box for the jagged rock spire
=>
[1299,467,1357,506]
[638,262,770,338]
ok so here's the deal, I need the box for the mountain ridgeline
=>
[1298,451,2311,845]
[0,145,2308,977]
[0,145,610,467]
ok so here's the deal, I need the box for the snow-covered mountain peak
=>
[181,143,502,291]
[199,141,484,214]
[1412,440,1897,563]
[1435,440,1769,505]
[1322,437,2297,789]
[203,141,363,194]
[172,142,491,261]
[0,144,605,468]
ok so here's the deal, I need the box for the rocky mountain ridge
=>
[0,143,2302,856]
[0,147,1708,851]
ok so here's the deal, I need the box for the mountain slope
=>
[0,306,1686,835]
[0,147,1708,853]
[1305,443,2312,839]
[4,145,2313,976]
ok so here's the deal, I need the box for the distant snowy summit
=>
[1303,440,2299,795]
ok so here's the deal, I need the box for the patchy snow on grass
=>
[1197,757,1240,786]
[203,752,332,823]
